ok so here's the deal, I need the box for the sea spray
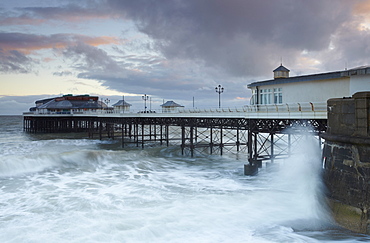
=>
[267,133,332,230]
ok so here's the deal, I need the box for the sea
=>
[0,115,369,243]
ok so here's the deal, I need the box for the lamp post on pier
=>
[142,94,149,112]
[104,98,110,106]
[104,98,110,113]
[215,84,224,108]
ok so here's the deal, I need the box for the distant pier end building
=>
[29,94,105,114]
[248,64,370,105]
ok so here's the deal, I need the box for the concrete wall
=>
[322,92,370,234]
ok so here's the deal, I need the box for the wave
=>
[0,148,121,177]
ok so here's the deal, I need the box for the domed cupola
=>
[273,64,290,79]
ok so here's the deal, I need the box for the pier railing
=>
[23,102,327,119]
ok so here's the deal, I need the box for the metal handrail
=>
[24,102,327,116]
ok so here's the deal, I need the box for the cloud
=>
[0,32,118,73]
[106,0,358,77]
[53,70,72,76]
[0,49,34,73]
[0,16,46,26]
[60,41,230,101]
[0,3,115,26]
[62,42,123,72]
[0,32,118,54]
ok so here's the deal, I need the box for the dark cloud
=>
[106,0,357,76]
[0,49,34,73]
[64,42,218,99]
[1,3,113,24]
[325,21,370,70]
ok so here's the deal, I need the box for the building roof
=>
[248,70,344,88]
[35,98,54,104]
[248,65,370,88]
[161,101,184,107]
[37,99,103,109]
[112,100,132,107]
[273,65,290,72]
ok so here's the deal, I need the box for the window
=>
[250,89,257,105]
[273,88,282,104]
[257,88,282,105]
[260,89,272,104]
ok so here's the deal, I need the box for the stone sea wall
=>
[322,92,370,233]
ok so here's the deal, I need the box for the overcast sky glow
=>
[1,0,370,114]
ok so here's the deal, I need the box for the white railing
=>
[24,102,327,119]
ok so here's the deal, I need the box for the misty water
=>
[1,116,369,242]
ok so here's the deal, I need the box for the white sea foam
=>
[0,117,368,242]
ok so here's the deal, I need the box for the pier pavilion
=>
[248,65,370,105]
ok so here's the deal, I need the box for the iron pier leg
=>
[236,127,240,152]
[166,125,169,147]
[181,126,185,155]
[135,123,139,147]
[190,125,194,157]
[160,124,163,145]
[210,127,213,154]
[121,123,126,148]
[99,121,102,140]
[220,125,223,156]
[141,123,145,149]
[271,133,274,163]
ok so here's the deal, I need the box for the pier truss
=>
[24,115,327,174]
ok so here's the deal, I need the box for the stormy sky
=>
[1,0,370,114]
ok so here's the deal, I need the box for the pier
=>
[24,102,327,175]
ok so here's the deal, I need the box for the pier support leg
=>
[270,133,274,163]
[181,126,185,155]
[220,125,223,156]
[244,164,258,176]
[166,125,169,147]
[141,123,145,149]
[246,129,259,175]
[210,127,213,154]
[190,125,194,157]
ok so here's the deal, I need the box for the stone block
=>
[355,100,368,109]
[356,108,368,119]
[342,113,356,126]
[353,92,370,99]
[356,118,368,128]
[328,199,368,234]
[342,100,355,113]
